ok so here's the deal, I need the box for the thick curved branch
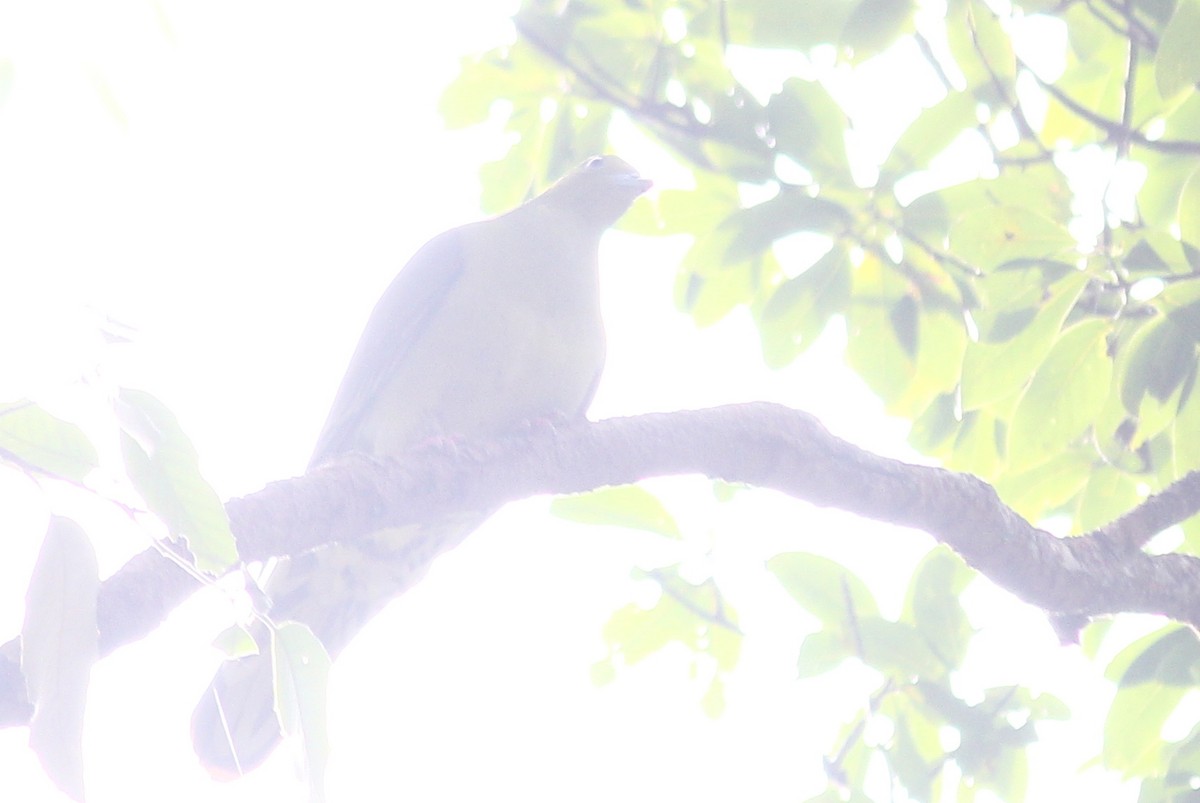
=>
[2,402,1199,727]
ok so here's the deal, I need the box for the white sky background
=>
[0,1,1140,801]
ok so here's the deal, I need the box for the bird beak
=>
[621,174,653,194]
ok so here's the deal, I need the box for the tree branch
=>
[2,402,1199,727]
[1027,65,1200,155]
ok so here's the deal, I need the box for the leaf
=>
[960,271,1088,410]
[964,1,1015,84]
[212,624,260,659]
[795,630,852,678]
[272,622,332,802]
[1118,303,1200,444]
[1075,465,1142,533]
[970,259,1076,343]
[944,410,1004,478]
[1136,151,1200,231]
[22,517,100,803]
[0,401,98,482]
[759,245,852,367]
[766,552,879,628]
[883,92,979,179]
[600,568,741,672]
[115,388,237,573]
[894,311,970,417]
[994,451,1091,524]
[845,253,921,408]
[909,392,959,454]
[766,78,852,183]
[1108,626,1200,687]
[1104,682,1182,776]
[903,547,974,670]
[891,712,940,800]
[1156,0,1200,98]
[1007,319,1114,470]
[438,52,510,129]
[726,0,851,50]
[676,225,766,326]
[950,206,1076,272]
[1180,163,1200,258]
[723,189,852,263]
[840,0,915,62]
[857,618,943,676]
[550,484,682,539]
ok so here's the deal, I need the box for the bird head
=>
[539,155,652,228]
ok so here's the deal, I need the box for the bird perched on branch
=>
[191,155,652,777]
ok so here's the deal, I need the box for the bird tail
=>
[191,518,482,777]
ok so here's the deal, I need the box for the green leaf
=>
[0,401,98,482]
[1075,465,1142,533]
[1179,164,1200,258]
[212,624,260,659]
[909,392,959,455]
[960,271,1088,410]
[1119,308,1199,435]
[767,78,852,183]
[601,569,740,674]
[903,547,974,670]
[438,52,510,129]
[272,622,331,802]
[970,260,1076,343]
[116,388,238,573]
[890,312,969,417]
[1108,626,1200,687]
[1104,681,1183,776]
[550,484,682,539]
[723,190,852,263]
[1136,152,1200,231]
[654,173,740,237]
[845,253,921,408]
[857,618,943,676]
[766,551,879,628]
[945,409,1004,478]
[1007,319,1113,470]
[676,214,769,327]
[928,166,1073,232]
[726,0,851,50]
[965,2,1015,85]
[795,629,852,678]
[891,711,941,800]
[759,245,852,367]
[1156,0,1200,98]
[840,0,914,62]
[22,516,99,803]
[950,206,1076,272]
[994,450,1091,523]
[883,91,979,179]
[947,0,1016,90]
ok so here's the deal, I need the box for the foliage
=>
[440,0,1200,799]
[6,0,1200,799]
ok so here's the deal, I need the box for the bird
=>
[190,155,652,777]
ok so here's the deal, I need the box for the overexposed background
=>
[0,2,1125,800]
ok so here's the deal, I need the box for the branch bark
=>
[2,402,1199,727]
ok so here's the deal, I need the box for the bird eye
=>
[584,156,606,170]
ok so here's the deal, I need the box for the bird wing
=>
[308,227,469,466]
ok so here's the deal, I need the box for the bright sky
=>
[0,1,1138,801]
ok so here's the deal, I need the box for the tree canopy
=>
[434,1,1200,795]
[6,0,1200,801]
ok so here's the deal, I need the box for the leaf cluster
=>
[440,0,1200,797]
